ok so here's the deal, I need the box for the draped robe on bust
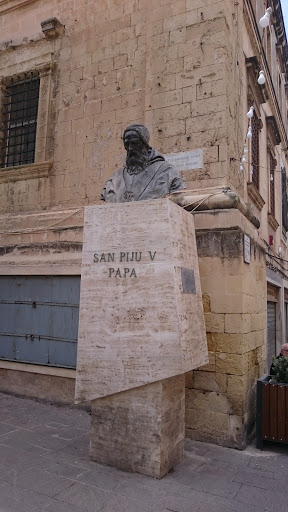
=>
[101,149,185,203]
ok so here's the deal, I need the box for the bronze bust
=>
[101,124,185,203]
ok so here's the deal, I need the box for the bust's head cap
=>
[123,124,150,148]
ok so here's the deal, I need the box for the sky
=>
[281,0,288,33]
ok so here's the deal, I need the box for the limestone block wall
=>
[186,214,266,448]
[185,212,267,448]
[0,0,236,216]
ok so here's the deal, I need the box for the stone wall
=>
[185,210,267,448]
[0,0,234,215]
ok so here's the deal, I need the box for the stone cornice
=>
[247,182,265,211]
[0,0,38,15]
[0,161,52,183]
[268,212,280,231]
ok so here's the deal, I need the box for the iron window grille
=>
[0,71,40,168]
[282,167,288,234]
[269,153,276,217]
[251,113,261,189]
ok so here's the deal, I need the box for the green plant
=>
[271,356,288,383]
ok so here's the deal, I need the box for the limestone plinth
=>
[75,198,208,404]
[90,375,185,479]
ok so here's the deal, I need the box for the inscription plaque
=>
[243,234,251,264]
[165,149,203,171]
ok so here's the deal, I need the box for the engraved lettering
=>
[94,253,99,262]
[108,253,115,262]
[129,252,135,261]
[135,252,142,262]
[120,252,126,262]
[130,268,137,277]
[124,268,130,277]
[109,268,115,277]
[115,268,122,277]
[100,253,106,262]
[148,251,157,261]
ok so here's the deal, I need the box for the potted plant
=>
[256,356,288,449]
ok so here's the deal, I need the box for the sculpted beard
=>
[126,144,150,174]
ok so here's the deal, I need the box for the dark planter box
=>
[256,375,288,449]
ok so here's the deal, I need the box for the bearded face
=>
[124,131,150,174]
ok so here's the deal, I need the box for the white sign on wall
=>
[243,234,251,264]
[165,149,203,171]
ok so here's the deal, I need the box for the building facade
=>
[0,0,287,448]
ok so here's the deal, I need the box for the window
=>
[1,72,40,168]
[282,167,288,234]
[251,112,261,189]
[269,152,276,216]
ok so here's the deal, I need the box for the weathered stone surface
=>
[75,198,207,403]
[90,374,185,478]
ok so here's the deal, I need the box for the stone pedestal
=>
[76,198,208,477]
[90,374,185,479]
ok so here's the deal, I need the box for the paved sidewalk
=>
[0,392,287,512]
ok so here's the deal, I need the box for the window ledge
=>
[247,182,265,211]
[268,213,279,231]
[0,161,52,184]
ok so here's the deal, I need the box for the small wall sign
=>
[243,234,251,264]
[165,149,203,171]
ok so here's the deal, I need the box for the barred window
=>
[282,167,288,233]
[1,71,40,168]
[251,113,261,189]
[269,153,276,216]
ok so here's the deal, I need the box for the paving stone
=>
[232,467,287,492]
[101,493,158,512]
[196,461,236,479]
[235,484,288,512]
[52,426,88,440]
[150,494,201,512]
[0,423,20,436]
[77,468,125,491]
[113,480,169,506]
[44,461,90,479]
[204,446,252,467]
[197,504,249,512]
[45,499,86,512]
[0,481,54,509]
[12,466,75,497]
[28,434,74,451]
[211,496,265,512]
[0,492,39,512]
[0,460,31,482]
[3,440,50,456]
[184,439,212,457]
[54,481,112,511]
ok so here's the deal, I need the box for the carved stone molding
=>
[247,182,265,211]
[0,0,37,15]
[0,161,52,184]
[266,116,281,147]
[41,17,64,40]
[268,213,280,232]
